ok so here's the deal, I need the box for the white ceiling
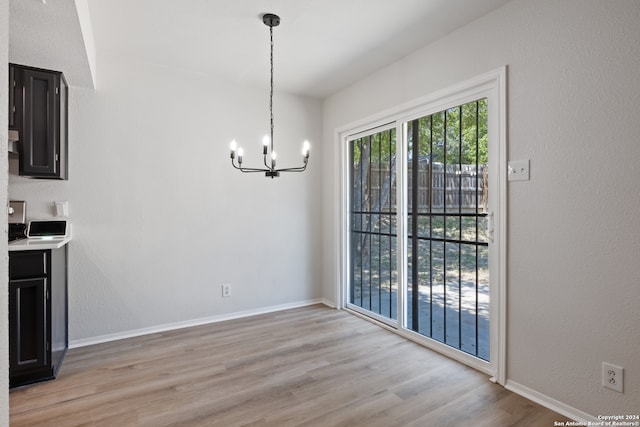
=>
[10,0,512,97]
[9,0,94,89]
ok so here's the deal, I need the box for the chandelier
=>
[229,13,310,178]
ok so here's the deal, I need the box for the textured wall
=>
[0,0,10,424]
[322,0,640,419]
[8,51,323,343]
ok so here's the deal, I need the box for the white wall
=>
[9,51,323,343]
[322,0,640,419]
[1,0,10,424]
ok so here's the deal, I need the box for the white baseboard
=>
[505,380,597,423]
[321,298,336,308]
[70,298,328,349]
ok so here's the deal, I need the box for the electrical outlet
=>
[221,283,231,298]
[602,362,624,393]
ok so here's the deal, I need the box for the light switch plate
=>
[54,201,68,217]
[508,160,530,181]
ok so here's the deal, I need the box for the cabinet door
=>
[9,278,48,374]
[9,250,48,279]
[21,68,60,177]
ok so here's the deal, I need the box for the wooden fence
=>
[369,161,487,213]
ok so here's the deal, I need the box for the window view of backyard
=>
[349,98,490,361]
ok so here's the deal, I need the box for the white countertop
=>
[9,236,72,251]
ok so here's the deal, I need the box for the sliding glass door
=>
[348,126,397,324]
[405,99,490,360]
[343,69,505,378]
[346,102,490,358]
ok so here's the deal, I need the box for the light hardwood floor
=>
[10,305,569,426]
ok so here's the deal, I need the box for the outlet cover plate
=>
[221,283,231,298]
[602,362,624,393]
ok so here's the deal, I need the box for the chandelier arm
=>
[233,156,305,173]
[274,164,308,173]
[231,158,269,173]
[239,168,270,173]
[238,166,272,173]
[263,153,272,171]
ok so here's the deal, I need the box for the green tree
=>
[411,98,487,165]
[351,129,396,270]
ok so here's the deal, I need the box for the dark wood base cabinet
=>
[9,247,68,388]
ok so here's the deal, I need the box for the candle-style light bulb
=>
[271,151,277,169]
[262,135,270,155]
[230,140,237,159]
[237,147,244,164]
[302,140,311,158]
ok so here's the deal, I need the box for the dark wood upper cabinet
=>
[9,63,68,180]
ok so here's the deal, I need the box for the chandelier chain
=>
[269,25,274,154]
